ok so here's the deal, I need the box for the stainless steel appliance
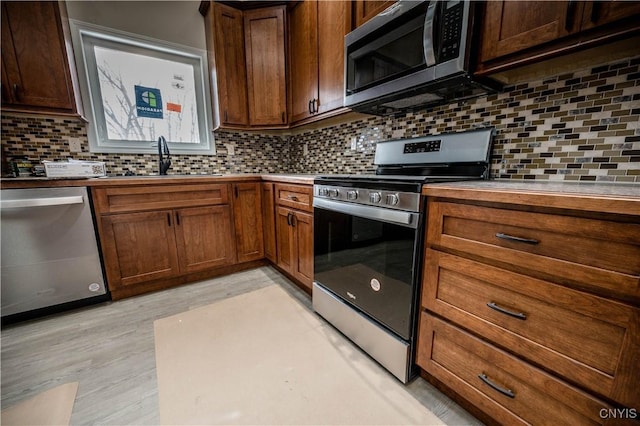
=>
[1,187,108,322]
[313,128,494,382]
[344,0,500,114]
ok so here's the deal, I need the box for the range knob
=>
[347,190,358,200]
[386,193,399,205]
[318,187,329,197]
[369,192,382,203]
[328,188,339,197]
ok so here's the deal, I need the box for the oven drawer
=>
[275,184,313,212]
[422,249,640,407]
[426,201,640,301]
[416,313,613,425]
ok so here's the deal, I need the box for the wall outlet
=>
[303,143,308,156]
[225,143,235,156]
[350,136,357,150]
[69,140,82,153]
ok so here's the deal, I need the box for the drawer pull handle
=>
[487,302,527,320]
[478,374,515,399]
[287,195,299,202]
[495,232,539,245]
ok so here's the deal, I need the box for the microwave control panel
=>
[439,1,464,62]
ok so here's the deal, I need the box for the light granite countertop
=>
[0,173,317,189]
[423,180,640,198]
[422,180,640,216]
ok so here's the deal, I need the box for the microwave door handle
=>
[424,0,438,67]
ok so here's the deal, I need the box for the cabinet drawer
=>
[274,183,313,212]
[417,313,613,426]
[93,184,229,213]
[426,201,640,301]
[422,250,640,407]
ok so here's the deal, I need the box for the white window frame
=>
[70,20,215,155]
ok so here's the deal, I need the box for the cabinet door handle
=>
[308,99,313,114]
[286,212,292,226]
[478,374,515,399]
[495,232,539,245]
[224,110,228,122]
[565,0,576,31]
[281,112,285,123]
[291,212,297,227]
[234,185,239,198]
[287,194,299,202]
[167,212,172,227]
[12,84,19,101]
[176,212,180,226]
[311,98,317,113]
[487,302,527,320]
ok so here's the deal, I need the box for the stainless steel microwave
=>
[344,0,500,114]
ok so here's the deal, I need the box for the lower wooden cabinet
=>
[100,206,236,292]
[267,182,314,292]
[231,182,264,263]
[417,313,614,426]
[275,206,313,291]
[100,210,180,287]
[93,182,269,299]
[261,182,277,263]
[418,187,640,424]
[175,206,236,273]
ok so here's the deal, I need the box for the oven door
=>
[313,198,422,340]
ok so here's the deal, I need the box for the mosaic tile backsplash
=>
[2,57,639,182]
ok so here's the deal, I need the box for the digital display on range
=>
[403,140,441,154]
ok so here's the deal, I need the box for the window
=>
[70,21,215,154]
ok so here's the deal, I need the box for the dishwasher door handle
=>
[0,195,84,209]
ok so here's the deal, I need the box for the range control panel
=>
[314,185,420,213]
[403,139,441,154]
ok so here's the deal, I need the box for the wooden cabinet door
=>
[480,1,583,62]
[317,0,350,114]
[288,0,318,123]
[213,3,248,126]
[580,1,640,31]
[353,0,395,28]
[1,1,74,111]
[292,210,314,290]
[276,206,295,275]
[174,206,236,273]
[232,183,264,263]
[100,211,179,289]
[244,6,287,126]
[262,182,277,263]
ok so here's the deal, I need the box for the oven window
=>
[314,207,418,339]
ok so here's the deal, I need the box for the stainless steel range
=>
[312,127,494,383]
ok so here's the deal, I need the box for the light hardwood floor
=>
[1,267,482,425]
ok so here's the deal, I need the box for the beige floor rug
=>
[1,382,78,426]
[154,285,444,425]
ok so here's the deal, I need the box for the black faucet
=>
[158,136,171,175]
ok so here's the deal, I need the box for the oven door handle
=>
[313,198,419,229]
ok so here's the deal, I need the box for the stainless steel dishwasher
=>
[1,186,108,321]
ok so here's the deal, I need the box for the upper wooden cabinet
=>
[478,1,640,75]
[288,0,351,123]
[1,1,80,115]
[210,2,248,126]
[244,6,288,126]
[353,0,395,28]
[202,2,287,128]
